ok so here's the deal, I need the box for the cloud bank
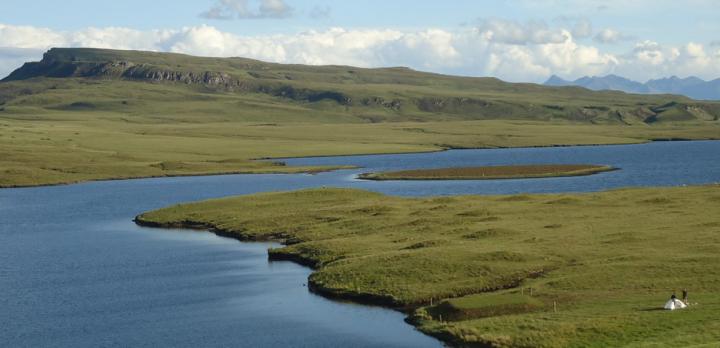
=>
[1,22,719,83]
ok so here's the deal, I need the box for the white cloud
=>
[1,22,720,83]
[611,41,720,80]
[0,24,65,48]
[594,28,632,44]
[376,29,460,69]
[631,40,665,65]
[200,0,292,20]
[475,19,570,45]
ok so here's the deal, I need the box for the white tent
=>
[664,299,687,310]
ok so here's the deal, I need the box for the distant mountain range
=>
[545,74,720,100]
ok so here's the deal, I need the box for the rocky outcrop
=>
[416,97,490,113]
[2,51,356,105]
[4,54,262,92]
[268,86,352,105]
[361,96,402,111]
[121,65,259,92]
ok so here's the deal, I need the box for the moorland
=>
[136,185,720,347]
[4,48,720,347]
[1,48,719,187]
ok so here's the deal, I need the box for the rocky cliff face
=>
[2,50,357,106]
[5,52,260,92]
[122,65,262,93]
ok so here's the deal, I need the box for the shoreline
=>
[5,138,717,190]
[0,165,357,190]
[357,165,618,181]
[261,137,715,162]
[132,216,465,347]
[262,140,645,161]
[133,216,412,309]
[131,217,442,339]
[134,183,720,347]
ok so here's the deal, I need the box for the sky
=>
[1,0,720,82]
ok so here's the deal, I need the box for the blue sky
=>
[1,0,719,81]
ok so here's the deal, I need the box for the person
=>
[671,292,677,300]
[682,289,688,304]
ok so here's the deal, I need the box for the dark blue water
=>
[284,140,720,196]
[0,178,440,348]
[1,141,719,347]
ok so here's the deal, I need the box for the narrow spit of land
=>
[358,164,616,181]
[135,184,720,348]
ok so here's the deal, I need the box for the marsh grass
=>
[136,185,720,347]
[358,164,616,181]
[424,293,545,321]
[1,114,718,188]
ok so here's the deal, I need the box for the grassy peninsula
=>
[358,164,616,181]
[1,48,719,188]
[136,185,720,347]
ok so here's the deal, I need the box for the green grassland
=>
[1,48,719,187]
[5,48,720,347]
[3,112,719,187]
[424,292,546,322]
[135,185,720,347]
[358,164,616,181]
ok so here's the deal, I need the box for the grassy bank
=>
[135,185,720,347]
[358,164,616,181]
[2,116,719,188]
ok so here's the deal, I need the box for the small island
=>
[358,164,617,181]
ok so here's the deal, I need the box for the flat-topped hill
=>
[3,48,720,124]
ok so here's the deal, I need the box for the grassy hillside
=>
[1,48,719,187]
[135,185,720,347]
[4,48,720,124]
